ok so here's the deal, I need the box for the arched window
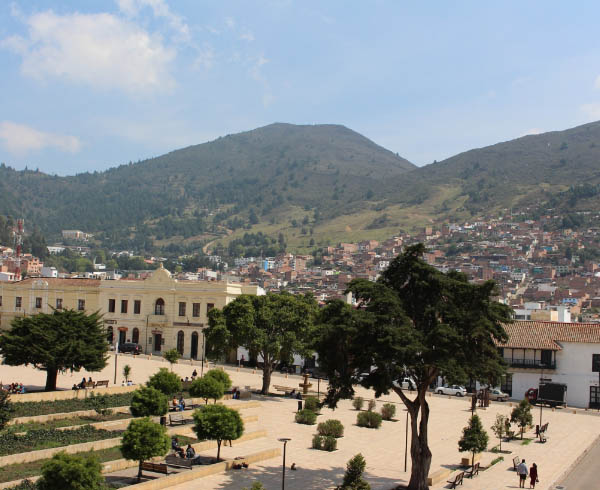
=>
[106,326,113,344]
[177,330,185,355]
[132,327,139,344]
[155,298,165,315]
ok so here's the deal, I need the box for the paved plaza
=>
[3,355,600,489]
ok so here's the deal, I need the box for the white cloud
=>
[239,31,255,42]
[581,102,600,120]
[117,0,190,41]
[0,121,81,155]
[2,10,175,93]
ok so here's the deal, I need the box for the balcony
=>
[507,359,556,370]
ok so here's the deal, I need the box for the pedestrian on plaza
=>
[517,459,528,488]
[529,463,538,489]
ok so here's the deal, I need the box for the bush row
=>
[11,393,135,418]
[0,425,122,456]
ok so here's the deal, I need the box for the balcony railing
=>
[507,359,556,370]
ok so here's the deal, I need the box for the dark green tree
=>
[146,367,181,396]
[510,399,533,439]
[340,453,370,490]
[0,309,109,391]
[0,391,11,430]
[204,368,232,391]
[121,418,170,482]
[37,451,105,490]
[162,349,180,371]
[130,386,168,417]
[315,244,512,490]
[206,292,317,394]
[458,414,488,471]
[189,376,224,404]
[192,404,244,460]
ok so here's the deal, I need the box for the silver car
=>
[435,385,467,397]
[488,388,509,401]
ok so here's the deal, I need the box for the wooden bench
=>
[446,471,464,488]
[141,462,169,475]
[165,454,193,469]
[465,462,480,478]
[95,380,109,388]
[513,456,520,470]
[169,413,193,426]
[183,398,195,410]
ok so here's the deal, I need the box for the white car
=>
[436,385,467,397]
[392,377,417,391]
[488,388,509,401]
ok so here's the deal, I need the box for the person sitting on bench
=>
[289,389,296,398]
[171,437,186,458]
[172,396,183,411]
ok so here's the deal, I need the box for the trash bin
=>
[297,400,303,412]
[160,416,167,426]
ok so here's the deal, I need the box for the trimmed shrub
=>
[189,376,224,404]
[130,386,168,417]
[147,368,182,396]
[352,397,364,411]
[295,409,317,425]
[304,396,320,412]
[323,435,337,452]
[381,403,396,421]
[367,399,376,412]
[317,419,344,438]
[357,411,382,429]
[312,434,323,449]
[37,451,105,490]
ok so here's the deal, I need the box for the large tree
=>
[0,309,109,391]
[315,244,512,490]
[193,404,244,461]
[37,451,105,490]
[121,418,170,482]
[206,292,317,394]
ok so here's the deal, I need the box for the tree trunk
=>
[472,452,475,473]
[138,461,143,482]
[45,368,58,391]
[407,399,433,490]
[216,440,222,461]
[261,362,272,395]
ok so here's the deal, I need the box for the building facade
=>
[0,265,261,359]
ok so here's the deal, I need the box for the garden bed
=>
[9,413,133,432]
[11,393,135,418]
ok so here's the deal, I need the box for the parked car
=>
[488,388,509,401]
[118,342,141,354]
[392,377,417,391]
[436,385,467,397]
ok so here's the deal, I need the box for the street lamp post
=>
[278,438,291,490]
[201,330,206,377]
[539,363,545,430]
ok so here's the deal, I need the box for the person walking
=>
[529,462,538,489]
[517,459,529,488]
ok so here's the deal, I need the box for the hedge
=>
[381,403,396,421]
[357,411,382,429]
[11,393,135,418]
[317,419,344,438]
[295,409,317,425]
[0,425,122,456]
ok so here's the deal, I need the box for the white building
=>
[499,321,600,408]
[41,267,58,278]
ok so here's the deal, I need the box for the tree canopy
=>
[206,291,318,394]
[193,404,244,460]
[315,244,512,490]
[458,414,488,470]
[37,451,105,490]
[130,386,168,417]
[121,418,170,482]
[0,309,109,391]
[162,349,180,370]
[146,368,181,396]
[204,369,232,391]
[189,376,224,404]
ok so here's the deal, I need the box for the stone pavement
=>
[3,357,600,489]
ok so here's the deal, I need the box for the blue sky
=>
[2,1,600,175]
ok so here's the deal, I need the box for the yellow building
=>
[0,265,261,359]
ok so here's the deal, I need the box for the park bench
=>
[446,471,464,488]
[183,398,195,410]
[273,384,295,395]
[169,412,193,426]
[95,380,109,388]
[165,454,193,469]
[141,462,169,475]
[513,456,520,470]
[465,462,480,478]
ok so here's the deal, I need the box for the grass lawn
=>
[9,413,133,432]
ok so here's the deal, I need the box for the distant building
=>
[62,230,92,241]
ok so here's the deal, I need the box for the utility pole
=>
[114,340,119,385]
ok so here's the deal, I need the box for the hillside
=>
[0,123,415,251]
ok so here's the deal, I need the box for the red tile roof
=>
[16,278,101,287]
[499,321,600,350]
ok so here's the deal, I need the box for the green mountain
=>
[0,123,414,251]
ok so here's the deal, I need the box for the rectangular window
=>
[134,300,141,314]
[15,297,22,308]
[35,297,42,309]
[121,300,128,314]
[207,303,214,314]
[108,299,115,313]
[192,303,200,317]
[56,298,63,310]
[78,299,85,311]
[178,302,186,317]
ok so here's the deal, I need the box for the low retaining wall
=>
[11,385,137,403]
[127,447,281,490]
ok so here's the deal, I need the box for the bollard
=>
[285,374,288,378]
[252,369,256,374]
[237,368,239,372]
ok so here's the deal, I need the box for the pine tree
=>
[458,414,488,471]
